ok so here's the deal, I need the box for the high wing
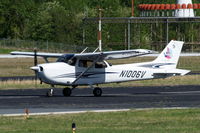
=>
[73,49,156,61]
[10,51,63,58]
[11,49,155,62]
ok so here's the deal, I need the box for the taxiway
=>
[0,85,200,115]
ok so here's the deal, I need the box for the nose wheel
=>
[47,89,54,97]
[93,87,102,97]
[63,87,72,96]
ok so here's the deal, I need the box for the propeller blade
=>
[34,49,38,66]
[33,48,38,85]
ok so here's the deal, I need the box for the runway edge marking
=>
[1,109,130,117]
[1,107,196,117]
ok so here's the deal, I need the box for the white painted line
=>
[160,91,200,94]
[1,107,197,117]
[1,109,131,117]
[134,107,192,111]
[0,96,40,99]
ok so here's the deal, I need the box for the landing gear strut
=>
[47,89,54,97]
[93,87,102,97]
[63,87,72,96]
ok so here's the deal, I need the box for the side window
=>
[95,61,107,68]
[78,60,93,68]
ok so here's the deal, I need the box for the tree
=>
[0,0,35,39]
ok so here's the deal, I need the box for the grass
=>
[1,108,200,133]
[0,80,50,90]
[0,47,16,54]
[0,58,46,77]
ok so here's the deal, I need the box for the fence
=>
[0,38,200,53]
[0,38,97,53]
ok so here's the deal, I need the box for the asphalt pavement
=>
[0,85,200,115]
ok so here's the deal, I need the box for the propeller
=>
[33,48,38,86]
[34,48,38,66]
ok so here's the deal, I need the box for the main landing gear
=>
[46,86,103,97]
[63,87,72,96]
[93,87,102,97]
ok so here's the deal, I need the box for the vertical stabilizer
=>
[153,40,184,68]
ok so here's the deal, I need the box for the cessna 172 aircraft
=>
[11,40,190,97]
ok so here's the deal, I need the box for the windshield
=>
[56,54,76,65]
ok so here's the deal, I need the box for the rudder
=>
[153,40,184,68]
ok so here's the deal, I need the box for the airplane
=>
[11,40,190,97]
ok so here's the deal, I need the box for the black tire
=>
[93,87,102,97]
[63,87,72,96]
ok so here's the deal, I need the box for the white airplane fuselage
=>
[36,61,188,86]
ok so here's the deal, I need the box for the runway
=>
[0,85,200,115]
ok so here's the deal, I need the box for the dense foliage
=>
[0,0,200,50]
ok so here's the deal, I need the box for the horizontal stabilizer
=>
[153,69,190,78]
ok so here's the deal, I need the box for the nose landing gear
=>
[47,88,54,97]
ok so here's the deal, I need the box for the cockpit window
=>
[56,54,76,66]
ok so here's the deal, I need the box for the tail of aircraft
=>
[153,40,184,69]
[149,40,190,76]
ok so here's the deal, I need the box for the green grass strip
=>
[0,108,200,133]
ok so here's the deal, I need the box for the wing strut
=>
[72,55,102,85]
[80,47,88,54]
[43,57,49,63]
